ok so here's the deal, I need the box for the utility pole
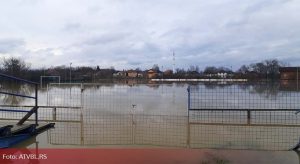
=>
[70,62,72,83]
[172,51,175,74]
[161,65,164,80]
[297,67,299,90]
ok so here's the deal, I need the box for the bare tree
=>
[188,65,199,73]
[204,66,218,74]
[152,64,160,71]
[242,59,285,79]
[237,65,250,74]
[135,67,141,72]
[1,57,30,78]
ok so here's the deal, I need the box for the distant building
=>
[94,69,114,79]
[279,67,300,80]
[205,73,227,78]
[46,68,60,76]
[126,70,138,78]
[163,70,173,76]
[137,73,144,78]
[147,69,159,79]
[113,72,124,77]
[217,72,227,78]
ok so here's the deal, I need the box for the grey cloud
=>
[83,33,129,46]
[63,23,81,32]
[87,6,102,14]
[0,38,24,54]
[1,0,300,70]
[127,61,142,66]
[244,0,291,14]
[19,0,42,5]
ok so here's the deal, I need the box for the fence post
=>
[35,83,38,126]
[52,107,56,121]
[187,86,191,148]
[46,84,49,106]
[297,67,299,91]
[187,86,191,113]
[247,110,251,125]
[80,83,84,111]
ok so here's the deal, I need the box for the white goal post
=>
[40,76,61,87]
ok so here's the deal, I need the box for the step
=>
[35,123,55,133]
[0,123,55,148]
[0,125,13,137]
[11,124,36,135]
[0,123,55,136]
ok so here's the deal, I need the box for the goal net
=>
[40,76,61,88]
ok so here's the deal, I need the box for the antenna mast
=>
[172,51,175,73]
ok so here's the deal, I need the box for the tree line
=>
[0,57,287,82]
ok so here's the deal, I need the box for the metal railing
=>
[187,84,300,150]
[0,73,39,125]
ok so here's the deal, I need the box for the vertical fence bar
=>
[35,83,38,126]
[187,86,191,112]
[47,84,49,106]
[187,86,191,148]
[52,107,57,121]
[297,67,299,91]
[247,110,251,125]
[40,76,43,88]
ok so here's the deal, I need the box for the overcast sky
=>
[0,0,299,70]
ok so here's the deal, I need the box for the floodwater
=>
[1,81,300,163]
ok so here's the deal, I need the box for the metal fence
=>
[188,84,300,150]
[46,83,187,116]
[0,73,39,125]
[46,83,188,147]
[1,82,300,151]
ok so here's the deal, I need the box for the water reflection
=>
[194,81,299,98]
[21,111,298,151]
[280,80,300,91]
[1,82,300,150]
[1,82,299,112]
[200,82,281,98]
[34,82,300,151]
[248,83,280,98]
[189,83,300,110]
[0,82,34,105]
[3,106,298,151]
